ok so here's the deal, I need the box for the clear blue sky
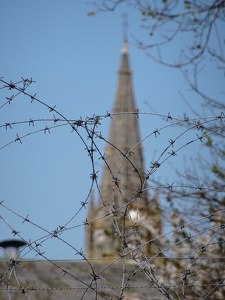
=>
[0,1,223,259]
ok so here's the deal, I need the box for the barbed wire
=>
[0,78,225,299]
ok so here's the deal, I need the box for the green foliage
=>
[212,165,219,173]
[184,1,191,9]
[211,165,225,179]
[87,11,95,16]
[141,10,154,18]
[205,136,212,147]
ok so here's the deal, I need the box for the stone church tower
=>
[85,39,161,260]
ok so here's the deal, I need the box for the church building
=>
[85,39,161,260]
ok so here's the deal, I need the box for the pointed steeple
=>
[85,40,161,259]
[99,39,147,211]
[112,39,135,113]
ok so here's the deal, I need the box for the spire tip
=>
[122,13,128,42]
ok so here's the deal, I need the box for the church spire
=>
[100,39,146,211]
[85,39,161,259]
